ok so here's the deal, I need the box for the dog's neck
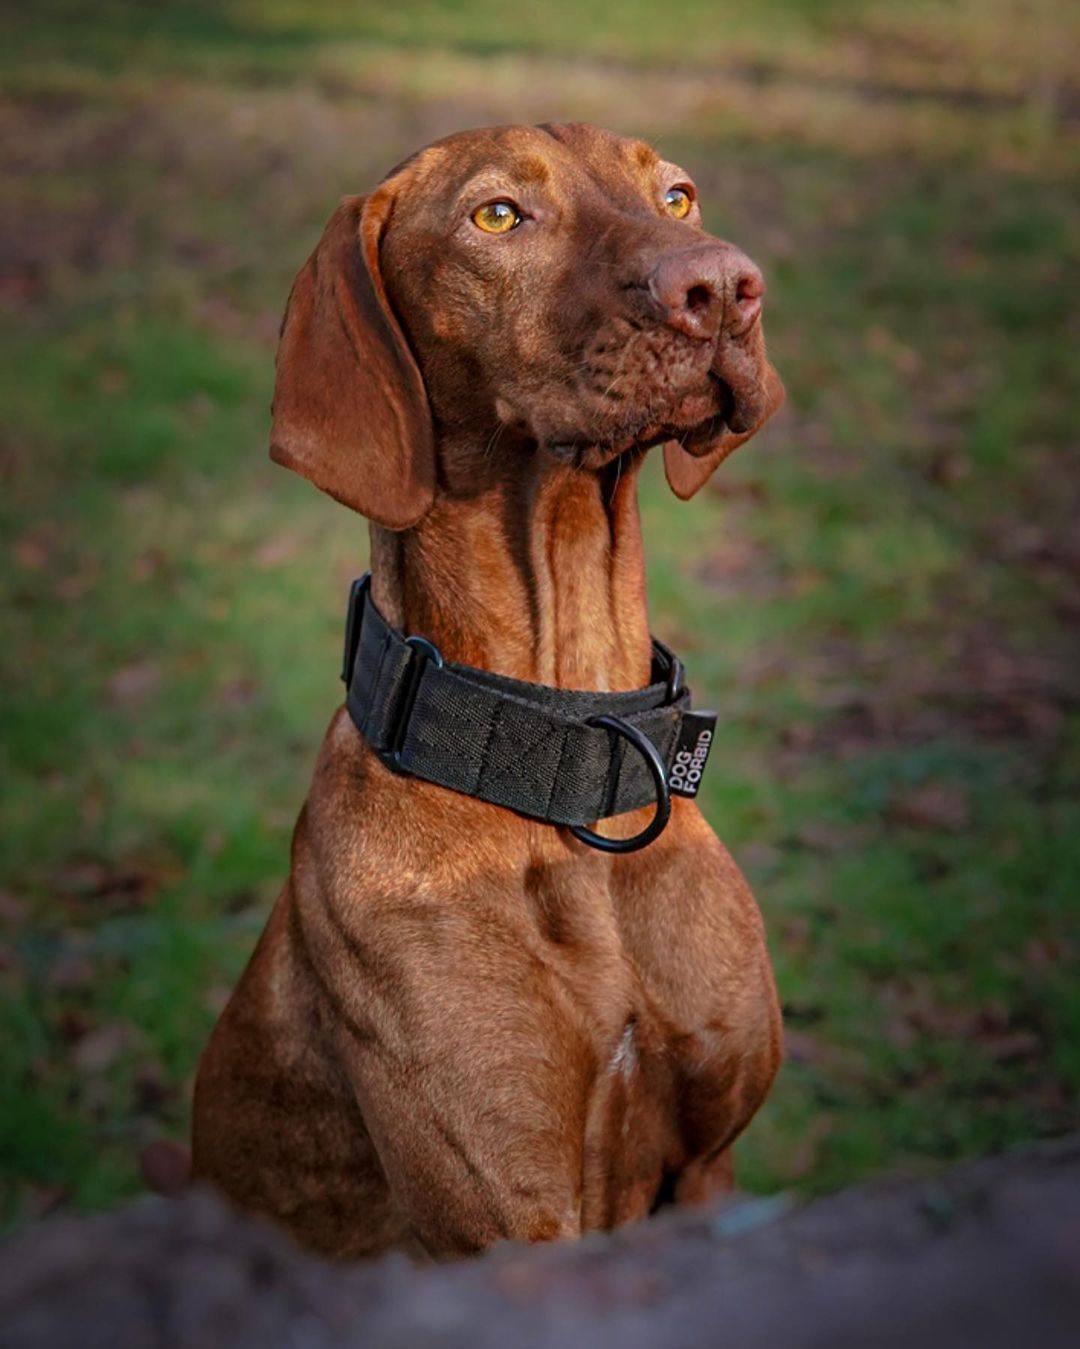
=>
[368,447,653,693]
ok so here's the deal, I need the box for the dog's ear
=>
[663,328,784,501]
[270,188,435,529]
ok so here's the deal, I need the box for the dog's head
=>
[271,123,783,528]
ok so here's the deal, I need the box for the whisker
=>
[482,421,506,466]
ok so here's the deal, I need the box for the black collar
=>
[341,574,716,853]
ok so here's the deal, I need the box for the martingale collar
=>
[341,573,717,853]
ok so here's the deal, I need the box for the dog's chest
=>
[524,871,717,1224]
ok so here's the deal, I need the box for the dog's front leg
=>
[326,912,590,1258]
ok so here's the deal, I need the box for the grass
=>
[2,0,1078,1225]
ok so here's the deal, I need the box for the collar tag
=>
[669,710,717,798]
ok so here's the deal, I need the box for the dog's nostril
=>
[685,284,712,315]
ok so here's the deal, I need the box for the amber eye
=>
[663,186,693,219]
[472,201,523,234]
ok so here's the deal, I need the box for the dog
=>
[192,122,784,1260]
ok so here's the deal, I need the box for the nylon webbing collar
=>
[341,573,717,852]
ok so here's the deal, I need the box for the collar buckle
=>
[665,651,685,703]
[386,634,444,771]
[341,572,372,687]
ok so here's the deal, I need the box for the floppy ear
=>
[270,190,435,529]
[663,327,784,501]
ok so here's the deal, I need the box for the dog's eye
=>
[663,187,694,220]
[472,201,523,234]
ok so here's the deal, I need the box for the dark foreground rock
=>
[3,1137,1079,1349]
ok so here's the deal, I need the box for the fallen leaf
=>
[885,1011,917,1049]
[781,1000,825,1025]
[696,536,766,584]
[0,890,28,925]
[0,266,42,306]
[55,569,97,602]
[12,530,54,571]
[140,1139,191,1197]
[737,841,781,875]
[888,782,971,832]
[52,856,165,913]
[44,950,96,992]
[107,660,160,706]
[71,1021,139,1073]
[1024,936,1073,970]
[879,978,1043,1063]
[57,1008,93,1046]
[785,1114,835,1180]
[215,678,258,709]
[982,1030,1041,1063]
[797,820,874,852]
[134,1059,175,1114]
[254,533,301,569]
[706,478,768,503]
[99,366,128,395]
[779,722,816,750]
[132,550,167,582]
[1013,699,1065,737]
[784,1029,827,1065]
[779,915,812,954]
[788,568,825,596]
[926,450,972,486]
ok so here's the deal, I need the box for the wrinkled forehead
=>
[388,122,678,216]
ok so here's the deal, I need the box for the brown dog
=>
[193,122,784,1260]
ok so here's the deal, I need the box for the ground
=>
[4,1139,1079,1347]
[1,0,1079,1226]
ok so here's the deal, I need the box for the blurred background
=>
[2,0,1078,1229]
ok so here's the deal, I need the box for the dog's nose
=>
[648,245,764,341]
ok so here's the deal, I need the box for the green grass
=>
[2,0,1078,1225]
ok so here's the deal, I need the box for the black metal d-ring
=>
[570,715,671,854]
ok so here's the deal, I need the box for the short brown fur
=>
[193,122,784,1260]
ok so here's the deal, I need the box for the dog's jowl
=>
[193,122,784,1261]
